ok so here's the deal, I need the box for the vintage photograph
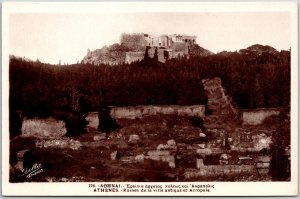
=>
[2,1,298,196]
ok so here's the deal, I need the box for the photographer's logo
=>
[22,163,43,178]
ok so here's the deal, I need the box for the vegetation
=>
[266,113,291,181]
[9,47,290,119]
[97,105,119,133]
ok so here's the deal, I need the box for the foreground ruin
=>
[10,78,290,182]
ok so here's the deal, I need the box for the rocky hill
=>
[81,33,213,65]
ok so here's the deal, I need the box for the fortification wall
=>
[242,109,281,125]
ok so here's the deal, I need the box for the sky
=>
[9,12,290,64]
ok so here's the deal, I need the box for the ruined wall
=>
[21,117,67,138]
[184,156,271,179]
[111,105,205,119]
[184,165,255,179]
[86,105,205,128]
[242,109,281,125]
[120,33,147,51]
[202,77,238,116]
[125,51,145,64]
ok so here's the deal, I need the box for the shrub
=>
[65,114,88,137]
[191,116,205,130]
[97,106,119,133]
[9,110,23,139]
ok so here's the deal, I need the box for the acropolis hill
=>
[82,33,213,65]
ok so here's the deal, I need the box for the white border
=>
[2,1,298,196]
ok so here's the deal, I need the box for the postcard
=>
[2,1,298,196]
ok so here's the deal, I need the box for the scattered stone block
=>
[110,151,118,160]
[169,161,176,169]
[117,141,128,149]
[257,168,269,175]
[196,148,212,155]
[177,143,187,148]
[161,155,175,163]
[36,139,82,150]
[93,133,106,141]
[120,156,135,163]
[15,149,32,171]
[199,132,206,138]
[61,177,68,182]
[167,139,176,146]
[255,156,271,163]
[129,134,140,143]
[135,154,145,162]
[146,155,161,161]
[157,144,176,151]
[256,162,270,168]
[147,150,170,156]
[196,159,204,169]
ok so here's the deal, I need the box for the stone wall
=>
[125,51,145,64]
[111,105,205,119]
[147,47,187,63]
[86,105,205,128]
[242,108,281,125]
[184,164,255,179]
[21,117,67,138]
[202,77,238,116]
[184,156,271,179]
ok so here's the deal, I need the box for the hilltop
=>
[82,33,213,65]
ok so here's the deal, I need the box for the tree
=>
[153,47,158,62]
[65,89,88,137]
[253,78,264,107]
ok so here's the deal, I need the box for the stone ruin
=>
[14,149,32,171]
[86,105,205,129]
[21,117,66,139]
[242,108,281,125]
[12,76,287,181]
[184,155,272,179]
[110,139,177,169]
[202,77,238,116]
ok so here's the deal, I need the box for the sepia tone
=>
[8,12,291,183]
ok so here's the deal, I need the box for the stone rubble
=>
[36,139,82,150]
